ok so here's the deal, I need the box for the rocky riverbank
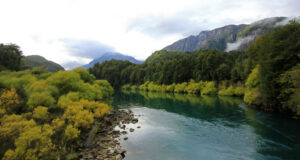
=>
[78,109,139,160]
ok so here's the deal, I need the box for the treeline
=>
[245,21,300,115]
[122,80,245,97]
[0,44,23,71]
[0,67,114,159]
[89,21,300,117]
[89,50,248,88]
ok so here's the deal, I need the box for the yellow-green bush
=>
[218,85,245,97]
[93,80,114,98]
[174,82,188,93]
[0,69,114,159]
[0,88,23,114]
[201,82,217,95]
[166,83,175,92]
[73,67,95,83]
[234,86,245,97]
[184,80,206,94]
[32,106,49,122]
[122,84,131,90]
[244,65,263,106]
[139,81,150,91]
[27,92,56,110]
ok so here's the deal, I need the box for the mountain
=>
[82,52,143,69]
[163,17,288,52]
[23,55,64,72]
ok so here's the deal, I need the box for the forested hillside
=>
[89,21,300,117]
[23,55,65,72]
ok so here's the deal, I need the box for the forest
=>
[0,45,114,159]
[89,21,300,117]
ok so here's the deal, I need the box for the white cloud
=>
[0,0,299,68]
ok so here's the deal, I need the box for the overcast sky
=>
[0,0,300,69]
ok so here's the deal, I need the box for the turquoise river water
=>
[112,91,300,160]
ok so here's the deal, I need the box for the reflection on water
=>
[113,91,300,160]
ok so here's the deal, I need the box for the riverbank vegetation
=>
[89,21,300,117]
[122,80,244,97]
[0,67,114,159]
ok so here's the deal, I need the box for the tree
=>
[244,65,262,106]
[248,21,300,107]
[0,44,23,71]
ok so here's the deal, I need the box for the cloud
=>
[61,61,86,70]
[127,12,207,38]
[61,39,115,59]
[1,0,300,64]
[226,36,255,52]
[275,16,300,26]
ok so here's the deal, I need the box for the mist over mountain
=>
[82,52,143,69]
[163,17,291,52]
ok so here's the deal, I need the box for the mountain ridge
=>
[163,17,288,52]
[23,55,65,72]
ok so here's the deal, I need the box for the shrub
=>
[174,82,188,93]
[201,82,217,95]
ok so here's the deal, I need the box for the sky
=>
[0,0,300,69]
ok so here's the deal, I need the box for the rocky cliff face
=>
[163,17,288,52]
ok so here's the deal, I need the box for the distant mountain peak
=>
[82,52,143,69]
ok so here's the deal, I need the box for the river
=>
[112,90,300,160]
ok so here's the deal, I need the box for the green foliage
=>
[248,21,300,108]
[65,124,80,141]
[0,68,114,159]
[73,67,95,83]
[218,85,245,97]
[63,104,94,129]
[27,92,56,110]
[26,80,59,98]
[201,82,217,95]
[0,114,36,141]
[174,82,188,93]
[166,83,175,92]
[93,80,114,98]
[46,71,82,95]
[3,125,54,160]
[32,106,49,122]
[279,64,300,115]
[122,84,131,90]
[244,65,263,106]
[23,55,64,72]
[88,60,135,88]
[0,44,23,71]
[89,50,248,87]
[184,80,206,94]
[0,88,23,114]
